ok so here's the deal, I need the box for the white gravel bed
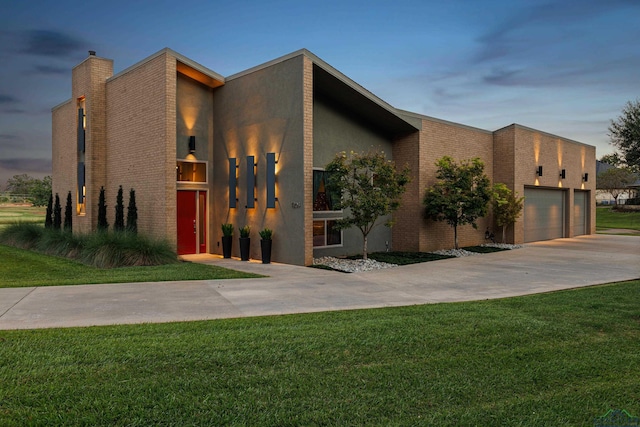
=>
[313,256,398,273]
[314,244,523,272]
[481,243,525,249]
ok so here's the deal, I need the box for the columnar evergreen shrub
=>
[114,186,125,232]
[64,191,73,231]
[98,186,109,231]
[53,193,62,230]
[44,194,53,229]
[126,188,138,234]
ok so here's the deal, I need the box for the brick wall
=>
[51,100,76,212]
[105,52,177,243]
[416,117,494,251]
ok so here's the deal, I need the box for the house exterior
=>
[52,48,596,265]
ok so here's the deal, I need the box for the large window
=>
[313,168,342,247]
[313,219,342,248]
[313,169,340,211]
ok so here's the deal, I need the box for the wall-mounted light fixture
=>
[229,158,237,208]
[266,152,277,208]
[582,173,588,182]
[559,169,566,179]
[246,156,256,208]
[188,136,196,153]
[536,166,543,176]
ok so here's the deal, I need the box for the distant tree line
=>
[3,174,52,206]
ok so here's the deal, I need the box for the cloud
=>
[20,30,88,58]
[0,94,18,104]
[0,158,52,173]
[32,64,68,75]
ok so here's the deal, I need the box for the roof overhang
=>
[308,52,418,137]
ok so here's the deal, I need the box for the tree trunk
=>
[363,235,368,260]
[454,225,459,249]
[502,225,506,243]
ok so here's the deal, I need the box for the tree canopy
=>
[325,150,410,259]
[423,156,491,249]
[596,167,636,204]
[4,174,51,206]
[609,99,640,171]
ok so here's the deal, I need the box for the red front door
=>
[177,191,197,255]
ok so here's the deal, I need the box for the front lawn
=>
[596,206,640,230]
[1,280,638,425]
[0,244,262,288]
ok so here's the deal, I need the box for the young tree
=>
[609,99,640,171]
[30,176,52,207]
[325,151,410,259]
[423,156,491,249]
[64,191,73,231]
[97,186,109,231]
[596,167,636,205]
[492,183,524,243]
[44,194,53,229]
[126,188,138,234]
[114,185,125,232]
[53,193,62,230]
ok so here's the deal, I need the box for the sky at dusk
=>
[1,0,639,187]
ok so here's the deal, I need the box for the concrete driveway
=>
[0,234,638,330]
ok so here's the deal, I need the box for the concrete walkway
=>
[1,234,638,330]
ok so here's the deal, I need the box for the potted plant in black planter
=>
[221,223,233,258]
[239,225,250,261]
[259,228,273,264]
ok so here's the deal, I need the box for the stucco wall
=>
[105,52,177,243]
[212,55,307,265]
[312,95,395,257]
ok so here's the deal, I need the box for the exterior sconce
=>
[559,169,566,179]
[582,173,588,182]
[188,136,196,153]
[266,152,277,208]
[246,156,256,208]
[229,158,237,208]
[536,166,543,176]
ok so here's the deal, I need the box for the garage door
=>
[573,191,587,236]
[524,188,565,242]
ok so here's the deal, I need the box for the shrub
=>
[98,186,108,232]
[53,193,62,230]
[114,186,125,232]
[259,228,272,240]
[0,223,44,250]
[0,223,177,268]
[64,191,73,231]
[221,223,234,237]
[126,188,138,234]
[44,194,53,229]
[239,225,250,238]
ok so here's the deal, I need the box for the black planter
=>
[239,237,250,261]
[222,235,233,258]
[260,239,272,264]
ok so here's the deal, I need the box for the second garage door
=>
[524,188,565,243]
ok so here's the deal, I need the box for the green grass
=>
[1,280,638,426]
[596,206,640,230]
[0,244,262,288]
[0,204,45,227]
